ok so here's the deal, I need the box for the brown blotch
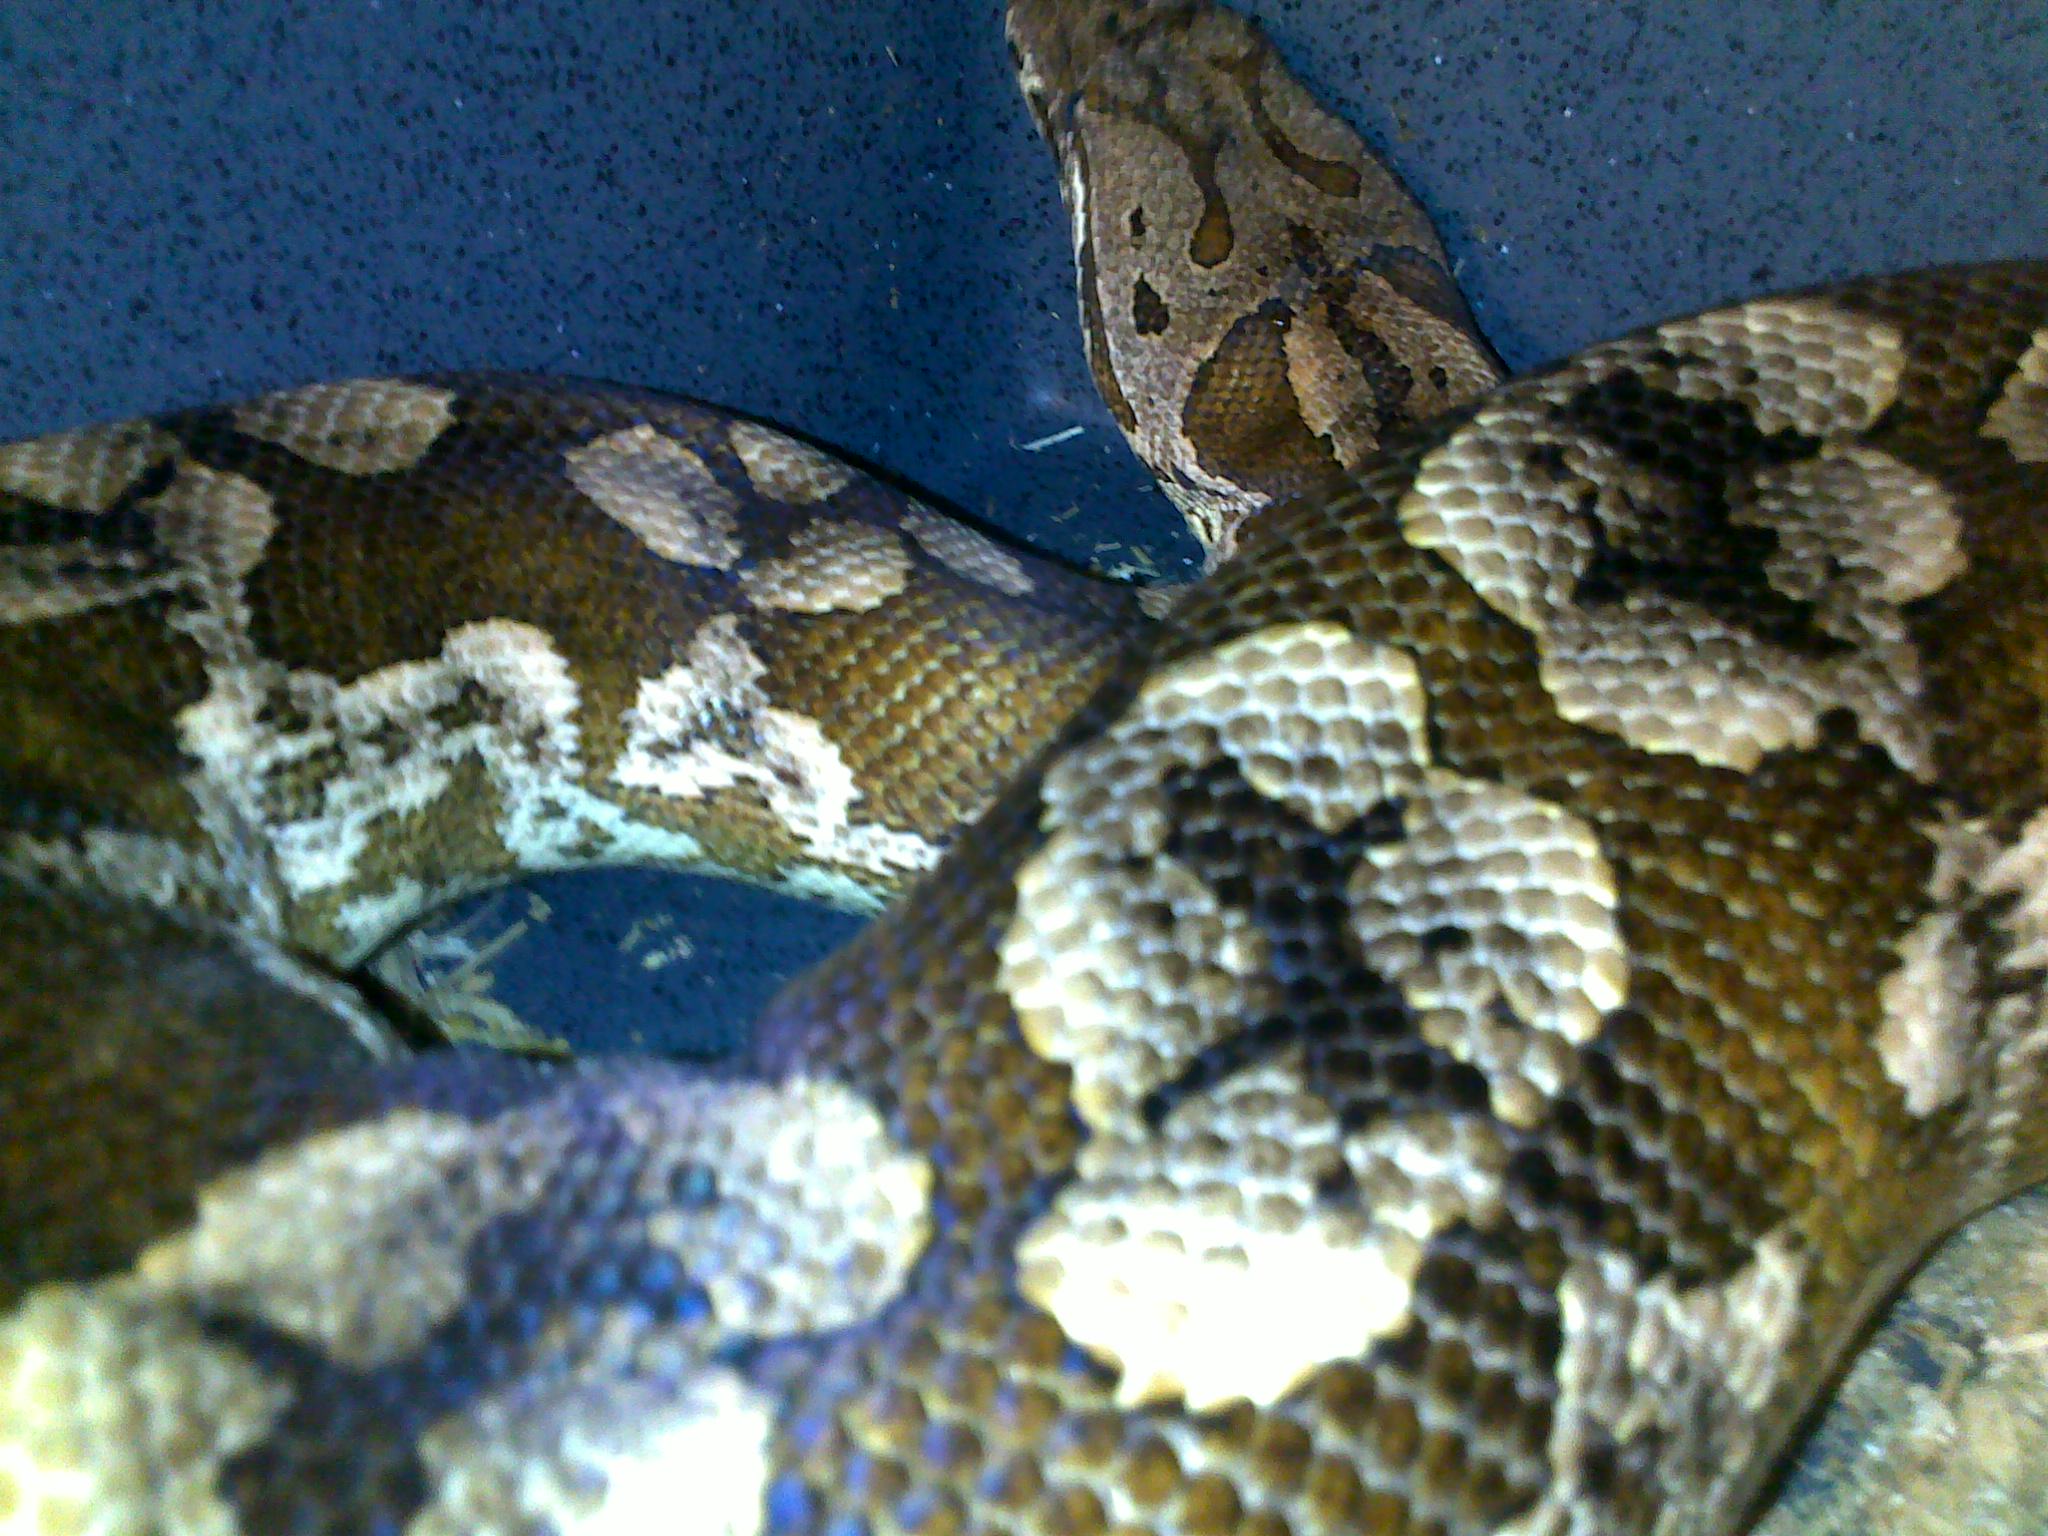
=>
[1223,47,1363,200]
[1187,175,1235,267]
[1148,120,1235,269]
[1326,306,1417,435]
[1181,299,1341,502]
[1365,242,1498,349]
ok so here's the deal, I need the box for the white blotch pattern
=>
[413,1367,775,1536]
[177,619,593,952]
[1003,622,1615,1408]
[615,614,940,883]
[1570,299,1907,438]
[0,1072,929,1536]
[0,1288,290,1536]
[1349,774,1627,1128]
[1399,304,1963,778]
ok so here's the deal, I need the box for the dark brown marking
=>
[1131,277,1170,336]
[1181,299,1340,502]
[1221,45,1363,200]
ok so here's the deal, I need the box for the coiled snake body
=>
[3,3,2046,1534]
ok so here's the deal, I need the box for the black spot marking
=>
[1559,371,1848,661]
[1118,99,1234,266]
[1131,276,1171,337]
[1420,923,1470,960]
[1134,761,1487,1133]
[1327,310,1418,433]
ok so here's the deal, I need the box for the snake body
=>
[4,3,2048,1534]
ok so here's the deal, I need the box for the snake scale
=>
[3,1,2046,1532]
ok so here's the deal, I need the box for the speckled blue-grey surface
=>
[4,1,2045,1059]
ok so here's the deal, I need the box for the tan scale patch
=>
[1135,584,1183,621]
[1002,622,1602,1408]
[1141,624,1435,833]
[738,518,911,614]
[1006,842,1278,1133]
[1983,329,2048,463]
[1537,593,1872,775]
[726,419,855,504]
[615,613,939,885]
[1879,909,1978,1118]
[1283,272,1503,475]
[231,378,457,474]
[1506,1232,1809,1536]
[1400,316,1958,778]
[623,1074,935,1336]
[1397,400,1609,634]
[901,505,1036,596]
[565,425,743,568]
[1348,773,1628,1127]
[146,1075,927,1366]
[0,417,178,511]
[1741,444,1967,607]
[1001,624,1432,1129]
[0,1287,289,1536]
[150,460,281,596]
[1870,806,2048,1166]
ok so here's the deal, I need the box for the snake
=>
[3,0,2045,1532]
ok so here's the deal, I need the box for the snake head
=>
[1005,0,1219,145]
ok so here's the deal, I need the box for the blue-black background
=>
[5,2,2044,1056]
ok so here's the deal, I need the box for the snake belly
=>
[3,3,2048,1536]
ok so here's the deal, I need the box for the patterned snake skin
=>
[3,2,2047,1533]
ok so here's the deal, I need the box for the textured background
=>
[4,0,2045,1058]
